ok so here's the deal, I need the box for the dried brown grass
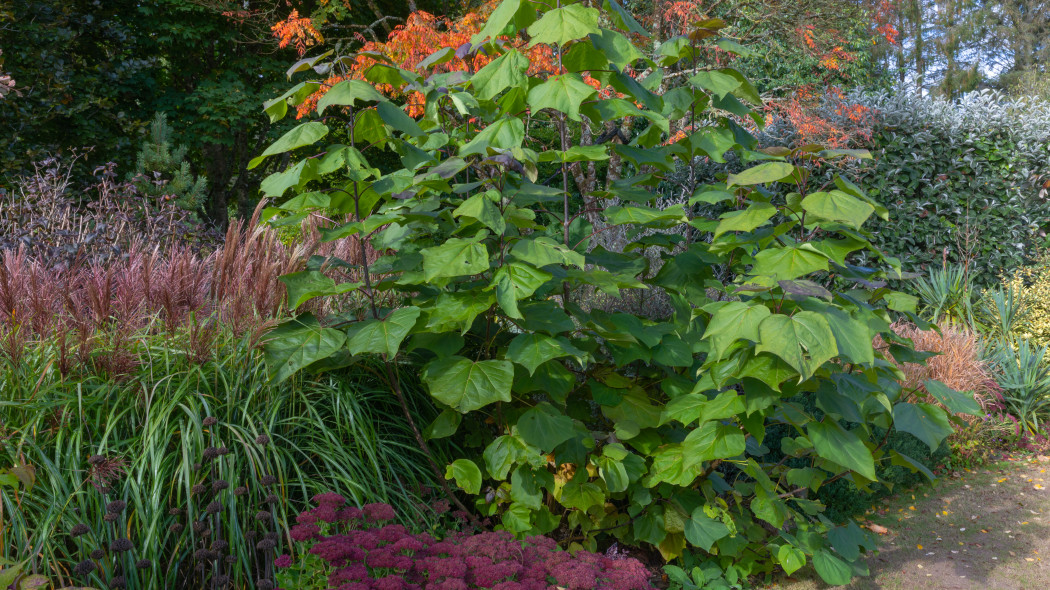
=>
[0,202,379,372]
[881,321,999,418]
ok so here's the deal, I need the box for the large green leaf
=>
[646,443,704,486]
[893,402,954,451]
[426,291,494,334]
[602,0,647,35]
[471,0,526,44]
[808,419,877,480]
[506,333,585,375]
[511,465,550,508]
[453,193,506,234]
[263,314,347,383]
[756,312,837,379]
[527,4,599,47]
[491,262,552,319]
[801,190,875,229]
[662,390,745,426]
[421,238,490,281]
[588,29,643,70]
[684,509,730,551]
[376,101,425,138]
[260,158,319,198]
[713,202,777,238]
[483,434,533,479]
[750,246,829,281]
[316,79,385,114]
[527,74,596,122]
[346,307,421,358]
[823,306,875,365]
[445,459,482,494]
[682,421,746,469]
[263,81,320,123]
[605,204,689,227]
[726,162,795,187]
[924,379,982,416]
[460,117,526,156]
[560,479,605,511]
[517,403,575,451]
[471,49,529,100]
[777,545,806,575]
[249,121,329,170]
[688,70,742,99]
[279,270,360,309]
[702,301,771,359]
[813,549,853,586]
[509,236,585,268]
[425,409,462,440]
[424,356,514,412]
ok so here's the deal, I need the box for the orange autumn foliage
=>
[281,3,616,119]
[769,85,873,148]
[272,10,324,57]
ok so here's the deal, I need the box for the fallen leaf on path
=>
[867,523,889,534]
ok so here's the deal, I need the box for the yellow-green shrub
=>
[1001,255,1050,347]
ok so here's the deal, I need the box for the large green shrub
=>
[767,90,1050,286]
[257,1,981,585]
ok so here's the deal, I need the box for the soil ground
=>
[766,456,1050,590]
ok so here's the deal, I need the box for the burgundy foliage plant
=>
[282,495,655,590]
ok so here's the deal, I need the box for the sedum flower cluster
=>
[283,494,654,590]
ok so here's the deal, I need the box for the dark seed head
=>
[194,548,212,561]
[192,521,207,534]
[257,580,274,590]
[168,507,181,516]
[200,528,212,538]
[169,523,185,534]
[215,574,230,586]
[206,501,223,514]
[245,530,258,540]
[89,548,105,559]
[103,513,118,522]
[136,559,152,569]
[192,462,202,471]
[255,510,271,521]
[106,500,127,514]
[192,483,208,495]
[73,559,96,576]
[203,417,218,426]
[110,538,133,553]
[212,480,229,492]
[260,474,277,486]
[255,434,270,446]
[225,555,237,564]
[70,523,90,537]
[233,486,247,496]
[265,494,278,504]
[88,455,106,465]
[264,531,279,542]
[202,447,219,460]
[217,446,229,456]
[256,539,276,551]
[211,539,229,552]
[109,575,127,589]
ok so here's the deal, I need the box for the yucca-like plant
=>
[979,284,1027,340]
[985,337,1050,435]
[0,331,441,589]
[914,263,976,328]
